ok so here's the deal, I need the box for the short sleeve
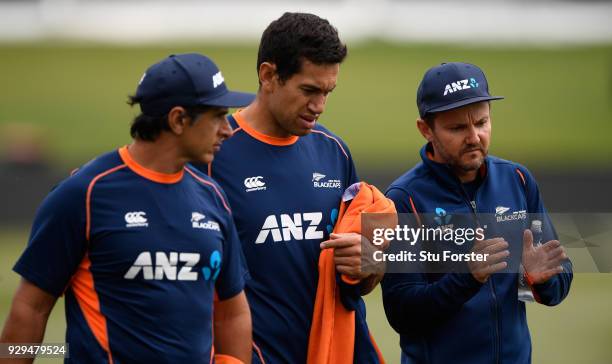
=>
[13,179,88,297]
[215,212,249,300]
[342,140,359,187]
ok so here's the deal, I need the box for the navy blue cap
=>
[417,62,503,118]
[135,53,255,116]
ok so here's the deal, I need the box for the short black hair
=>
[127,96,213,141]
[257,12,347,83]
[422,113,436,129]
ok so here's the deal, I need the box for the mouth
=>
[213,143,222,152]
[463,148,482,155]
[298,115,317,128]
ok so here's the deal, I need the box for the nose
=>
[465,124,480,145]
[219,117,233,140]
[308,94,326,116]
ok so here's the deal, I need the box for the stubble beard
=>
[433,138,487,173]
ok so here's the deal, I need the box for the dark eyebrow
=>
[301,84,336,94]
[214,108,229,116]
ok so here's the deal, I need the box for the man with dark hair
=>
[382,62,573,363]
[196,12,384,364]
[1,53,254,363]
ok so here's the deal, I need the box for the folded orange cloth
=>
[307,182,396,364]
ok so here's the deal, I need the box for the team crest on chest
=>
[312,172,342,189]
[191,212,221,231]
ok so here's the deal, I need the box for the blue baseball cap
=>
[135,53,255,116]
[416,62,503,118]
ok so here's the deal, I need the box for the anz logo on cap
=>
[443,78,479,96]
[212,71,225,88]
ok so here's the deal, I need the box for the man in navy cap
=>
[381,62,573,363]
[1,53,254,363]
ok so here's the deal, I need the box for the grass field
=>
[0,42,611,169]
[0,228,611,363]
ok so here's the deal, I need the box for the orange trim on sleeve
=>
[86,164,127,241]
[524,272,542,303]
[214,354,244,364]
[184,167,231,214]
[310,130,349,160]
[408,196,423,227]
[71,254,113,363]
[515,168,526,186]
[253,342,266,364]
[118,146,184,184]
[233,111,299,146]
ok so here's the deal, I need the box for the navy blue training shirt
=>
[202,111,371,363]
[14,146,247,363]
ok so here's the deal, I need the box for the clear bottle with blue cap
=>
[518,219,542,302]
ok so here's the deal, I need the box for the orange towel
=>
[307,182,396,364]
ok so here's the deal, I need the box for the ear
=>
[416,118,434,142]
[258,62,278,93]
[167,106,188,135]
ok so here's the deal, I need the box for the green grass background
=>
[1,42,611,362]
[0,42,611,169]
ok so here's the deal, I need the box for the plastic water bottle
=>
[518,219,543,302]
[531,220,542,247]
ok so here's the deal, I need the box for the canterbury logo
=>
[256,212,323,244]
[244,176,266,192]
[125,211,148,228]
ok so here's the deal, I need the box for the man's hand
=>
[522,229,567,284]
[321,232,370,281]
[468,238,510,283]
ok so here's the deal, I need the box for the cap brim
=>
[199,90,255,108]
[427,95,504,115]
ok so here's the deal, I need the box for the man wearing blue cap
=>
[1,53,254,363]
[381,62,573,363]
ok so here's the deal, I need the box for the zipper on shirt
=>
[489,278,501,364]
[462,185,501,364]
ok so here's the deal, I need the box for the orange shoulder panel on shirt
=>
[515,168,527,186]
[71,254,114,363]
